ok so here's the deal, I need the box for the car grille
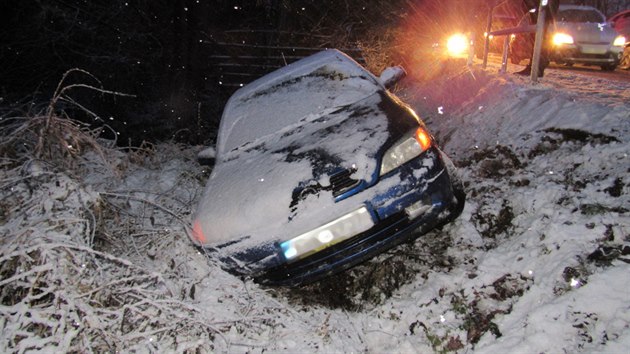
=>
[330,167,360,197]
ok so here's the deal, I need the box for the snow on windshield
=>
[216,50,381,157]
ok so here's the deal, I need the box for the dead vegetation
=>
[0,71,222,352]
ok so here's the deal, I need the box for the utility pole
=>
[530,0,547,83]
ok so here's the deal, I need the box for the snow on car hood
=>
[194,92,391,251]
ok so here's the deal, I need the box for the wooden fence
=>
[204,30,364,92]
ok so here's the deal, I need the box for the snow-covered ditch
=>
[1,62,628,353]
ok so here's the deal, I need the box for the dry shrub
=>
[0,71,221,352]
[0,69,130,174]
[357,26,403,77]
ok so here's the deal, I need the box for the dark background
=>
[1,0,625,146]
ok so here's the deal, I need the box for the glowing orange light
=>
[415,127,432,151]
[446,33,469,57]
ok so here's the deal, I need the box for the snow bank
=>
[1,59,629,353]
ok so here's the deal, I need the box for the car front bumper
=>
[259,168,458,286]
[204,147,463,286]
[261,148,461,285]
[552,43,623,65]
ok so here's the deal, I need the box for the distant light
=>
[438,106,444,115]
[446,33,469,57]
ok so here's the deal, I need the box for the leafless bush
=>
[0,73,222,352]
[0,69,132,174]
[357,27,402,76]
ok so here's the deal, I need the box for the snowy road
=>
[485,52,630,82]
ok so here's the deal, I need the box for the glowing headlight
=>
[380,127,432,176]
[553,33,574,45]
[446,33,469,57]
[280,207,374,262]
[613,35,627,47]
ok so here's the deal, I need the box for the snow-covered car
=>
[510,5,626,70]
[191,50,465,286]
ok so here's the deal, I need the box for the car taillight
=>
[191,220,206,244]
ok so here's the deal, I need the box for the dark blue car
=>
[191,50,465,286]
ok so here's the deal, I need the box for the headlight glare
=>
[613,35,626,47]
[553,33,574,45]
[380,127,432,176]
[446,33,469,57]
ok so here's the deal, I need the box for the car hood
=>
[556,22,619,43]
[193,92,394,253]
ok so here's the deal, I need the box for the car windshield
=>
[558,9,605,23]
[216,52,381,158]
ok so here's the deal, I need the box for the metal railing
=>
[479,0,550,83]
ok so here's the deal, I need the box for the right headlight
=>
[613,35,627,47]
[380,127,432,176]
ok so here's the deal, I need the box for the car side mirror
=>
[197,146,216,166]
[379,66,406,89]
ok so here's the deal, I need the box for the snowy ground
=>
[1,60,629,353]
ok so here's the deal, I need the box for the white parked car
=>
[511,4,626,71]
